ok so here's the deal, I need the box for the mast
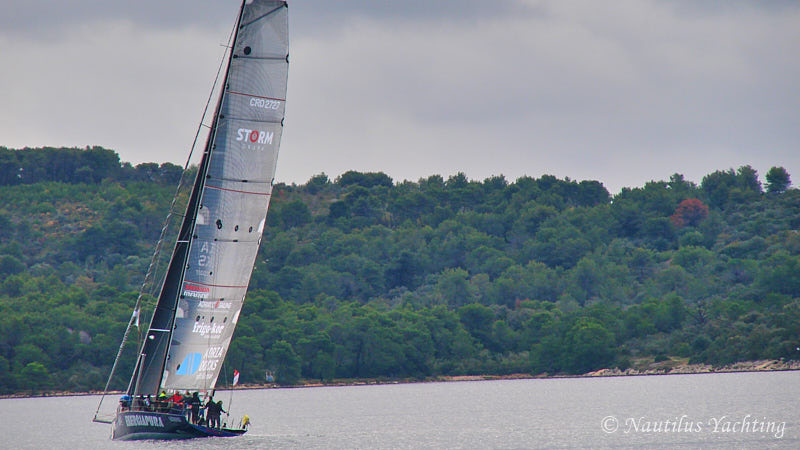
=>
[128,2,248,396]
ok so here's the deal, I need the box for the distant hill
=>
[0,146,798,394]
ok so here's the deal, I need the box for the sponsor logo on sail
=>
[206,346,224,358]
[197,357,219,373]
[250,97,281,110]
[183,283,210,299]
[192,322,225,336]
[124,414,165,428]
[197,299,232,311]
[236,128,274,148]
[176,352,202,375]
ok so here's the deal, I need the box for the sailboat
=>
[92,0,289,440]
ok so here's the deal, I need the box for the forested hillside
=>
[1,146,798,394]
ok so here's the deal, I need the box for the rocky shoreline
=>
[2,359,798,399]
[584,359,800,377]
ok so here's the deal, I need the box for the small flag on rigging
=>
[132,309,140,328]
[233,369,240,386]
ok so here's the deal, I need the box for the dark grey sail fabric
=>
[156,0,288,392]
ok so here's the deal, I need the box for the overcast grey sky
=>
[1,0,798,194]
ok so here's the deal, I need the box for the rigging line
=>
[92,309,140,421]
[185,2,239,173]
[225,363,234,423]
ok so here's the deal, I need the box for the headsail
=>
[130,0,289,394]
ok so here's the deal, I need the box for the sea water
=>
[0,371,797,449]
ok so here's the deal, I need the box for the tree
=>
[436,268,473,306]
[701,169,737,209]
[576,180,610,207]
[0,255,24,275]
[276,200,312,229]
[0,356,14,393]
[670,198,708,228]
[765,166,791,194]
[265,340,301,385]
[304,173,331,194]
[18,362,51,393]
[458,303,495,349]
[736,165,761,194]
[337,171,393,189]
[561,318,615,374]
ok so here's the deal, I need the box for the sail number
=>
[250,97,280,110]
[197,242,214,267]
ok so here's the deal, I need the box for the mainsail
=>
[129,0,289,395]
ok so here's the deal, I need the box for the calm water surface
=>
[1,371,797,448]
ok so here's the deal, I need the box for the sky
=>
[1,0,798,194]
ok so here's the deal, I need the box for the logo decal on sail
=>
[176,352,202,375]
[183,283,210,299]
[192,322,225,336]
[197,299,232,310]
[236,127,273,149]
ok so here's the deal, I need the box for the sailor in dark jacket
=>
[189,392,202,424]
[206,398,219,428]
[205,399,228,428]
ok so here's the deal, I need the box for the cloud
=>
[0,1,231,38]
[281,0,800,191]
[0,20,228,165]
[1,0,799,193]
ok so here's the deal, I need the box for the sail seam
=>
[228,90,285,102]
[239,5,284,28]
[183,280,249,289]
[235,55,287,61]
[220,116,283,125]
[191,237,261,244]
[206,175,273,184]
[205,184,272,196]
